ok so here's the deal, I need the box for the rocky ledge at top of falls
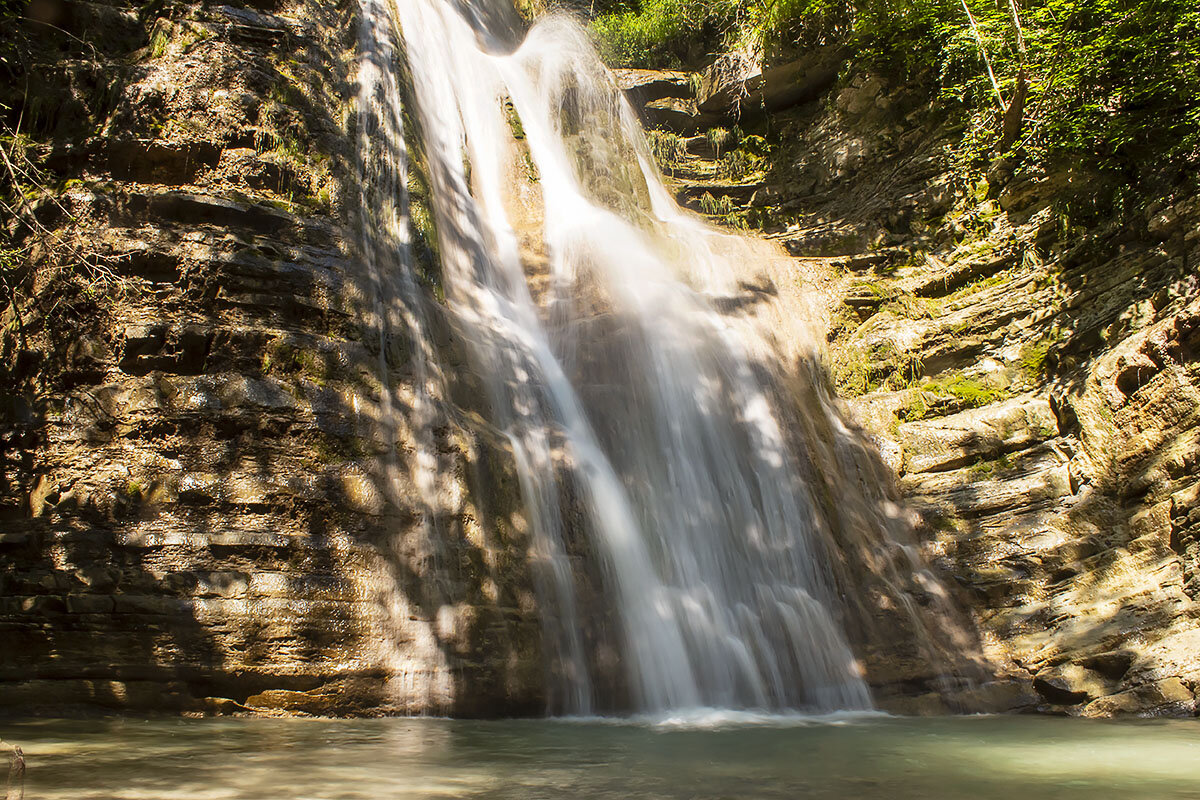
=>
[622,53,1200,717]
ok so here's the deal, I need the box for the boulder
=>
[611,68,691,107]
[1080,677,1196,717]
[696,47,845,117]
[641,98,723,135]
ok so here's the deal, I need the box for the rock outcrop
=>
[694,47,844,118]
[1,0,543,716]
[626,53,1200,716]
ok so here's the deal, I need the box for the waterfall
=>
[356,0,874,715]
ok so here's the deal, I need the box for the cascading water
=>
[356,0,877,715]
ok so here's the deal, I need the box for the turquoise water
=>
[4,713,1200,799]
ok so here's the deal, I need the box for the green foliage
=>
[143,20,213,61]
[923,373,1007,408]
[592,0,859,66]
[699,190,733,215]
[147,26,171,60]
[1019,0,1200,176]
[900,372,1009,420]
[1019,336,1052,382]
[882,0,1200,202]
[591,0,860,68]
[646,128,688,171]
[0,245,22,273]
[698,190,769,227]
[738,133,768,155]
[831,343,872,396]
[719,148,752,179]
[848,278,938,319]
[591,0,715,68]
[715,135,767,179]
[0,0,26,20]
[0,240,26,342]
[594,0,1200,207]
[504,100,526,141]
[832,339,925,396]
[967,452,1013,477]
[705,126,732,156]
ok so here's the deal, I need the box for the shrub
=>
[593,0,1200,211]
[646,128,688,170]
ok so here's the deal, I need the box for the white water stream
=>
[356,0,873,714]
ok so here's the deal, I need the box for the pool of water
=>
[3,712,1199,799]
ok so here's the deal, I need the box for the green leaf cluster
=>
[591,0,732,68]
[853,0,1200,189]
[592,0,1200,202]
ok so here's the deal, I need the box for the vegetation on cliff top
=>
[592,0,1200,209]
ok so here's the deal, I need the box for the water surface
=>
[5,713,1200,799]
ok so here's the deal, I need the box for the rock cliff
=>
[626,58,1200,716]
[4,0,1197,719]
[1,0,544,716]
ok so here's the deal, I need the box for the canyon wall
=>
[4,0,1197,719]
[1,0,545,716]
[627,58,1200,716]
[1,0,997,716]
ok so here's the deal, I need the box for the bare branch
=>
[1007,0,1027,59]
[960,0,1007,113]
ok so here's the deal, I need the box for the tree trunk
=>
[1000,67,1028,152]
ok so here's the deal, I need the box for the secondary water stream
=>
[7,716,1200,799]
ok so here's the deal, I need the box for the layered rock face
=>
[2,0,1011,719]
[2,0,543,716]
[1,0,997,716]
[5,0,1195,719]
[628,62,1200,716]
